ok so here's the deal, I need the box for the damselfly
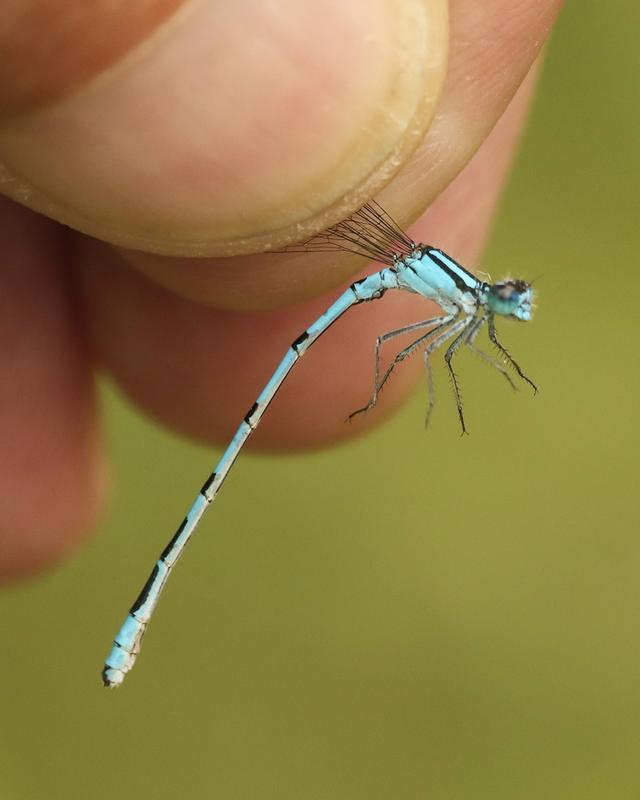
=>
[102,202,536,687]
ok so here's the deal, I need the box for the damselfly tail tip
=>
[101,667,124,688]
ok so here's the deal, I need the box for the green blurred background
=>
[2,2,640,798]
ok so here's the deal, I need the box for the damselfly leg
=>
[347,315,453,421]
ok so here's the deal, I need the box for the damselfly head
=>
[486,279,533,321]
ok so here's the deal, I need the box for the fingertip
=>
[0,0,186,115]
[0,199,108,581]
[77,58,545,456]
[0,446,110,582]
[0,0,448,255]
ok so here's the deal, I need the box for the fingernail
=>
[0,0,186,116]
[0,0,448,255]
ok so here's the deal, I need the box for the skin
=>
[0,0,563,579]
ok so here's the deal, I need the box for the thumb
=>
[0,0,448,255]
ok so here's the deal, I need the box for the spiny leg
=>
[465,315,517,391]
[348,315,454,421]
[348,317,448,420]
[373,320,453,409]
[423,344,435,429]
[487,315,538,393]
[444,315,479,434]
[421,316,471,430]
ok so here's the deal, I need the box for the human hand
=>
[0,0,562,577]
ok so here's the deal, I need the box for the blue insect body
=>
[102,202,536,687]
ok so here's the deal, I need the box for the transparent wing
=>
[284,201,416,266]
